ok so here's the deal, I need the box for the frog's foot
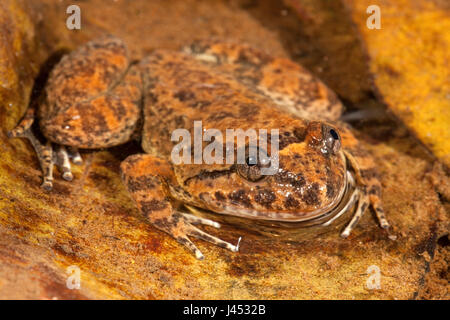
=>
[341,145,394,239]
[341,190,395,240]
[177,212,241,259]
[174,213,240,260]
[370,196,396,240]
[9,115,83,189]
[53,145,84,182]
[53,145,85,181]
[121,154,240,260]
[67,147,83,165]
[8,105,36,138]
[55,145,73,181]
[8,119,55,190]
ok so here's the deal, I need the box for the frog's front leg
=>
[338,124,393,239]
[120,154,240,260]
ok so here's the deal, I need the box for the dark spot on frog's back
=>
[228,189,253,208]
[381,63,401,78]
[110,98,127,120]
[80,106,109,134]
[238,103,259,119]
[174,90,195,102]
[207,111,235,122]
[278,134,302,150]
[188,100,211,109]
[169,115,185,128]
[254,189,275,208]
[145,91,158,105]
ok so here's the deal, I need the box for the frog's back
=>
[139,49,311,158]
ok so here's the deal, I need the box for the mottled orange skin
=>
[138,49,346,221]
[11,36,391,258]
[40,37,142,149]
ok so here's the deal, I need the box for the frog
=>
[9,35,392,259]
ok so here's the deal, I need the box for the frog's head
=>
[181,120,349,222]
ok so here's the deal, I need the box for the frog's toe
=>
[56,145,73,181]
[177,236,204,260]
[371,202,391,230]
[41,179,53,191]
[340,190,368,238]
[54,146,85,182]
[188,225,240,253]
[181,213,221,228]
[68,147,83,165]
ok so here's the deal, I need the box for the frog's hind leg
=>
[185,41,343,121]
[8,105,36,138]
[340,189,368,238]
[121,154,240,260]
[9,107,82,190]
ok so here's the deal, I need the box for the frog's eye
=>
[323,126,341,154]
[236,148,269,182]
[237,158,264,182]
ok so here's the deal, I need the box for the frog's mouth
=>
[185,169,358,230]
[185,164,358,229]
[278,170,358,228]
[218,168,356,224]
